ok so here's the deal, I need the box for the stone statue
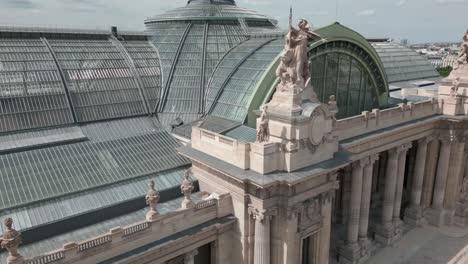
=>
[451,77,461,97]
[256,105,270,143]
[1,218,23,264]
[455,30,468,70]
[328,95,338,116]
[145,180,159,221]
[290,19,322,87]
[180,169,195,209]
[275,18,321,98]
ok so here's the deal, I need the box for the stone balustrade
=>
[78,235,112,252]
[11,198,224,264]
[122,221,150,237]
[335,99,439,140]
[24,250,65,264]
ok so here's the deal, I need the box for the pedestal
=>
[374,223,395,246]
[339,243,361,264]
[146,209,159,221]
[404,205,424,227]
[426,208,448,227]
[455,201,468,227]
[267,91,303,116]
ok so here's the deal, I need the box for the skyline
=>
[0,0,465,43]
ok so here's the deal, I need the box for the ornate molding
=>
[248,205,275,223]
[352,158,370,169]
[369,153,380,165]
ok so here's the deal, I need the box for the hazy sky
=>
[0,0,466,43]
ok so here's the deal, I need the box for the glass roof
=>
[0,34,163,133]
[145,0,270,22]
[207,38,283,122]
[0,117,189,210]
[371,42,439,83]
[49,39,147,122]
[0,38,74,133]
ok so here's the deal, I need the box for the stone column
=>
[392,143,411,241]
[428,139,452,226]
[405,137,431,226]
[184,250,198,264]
[342,167,352,224]
[455,151,468,227]
[443,141,465,225]
[249,206,272,264]
[393,143,411,221]
[318,191,334,264]
[358,154,379,261]
[375,146,401,246]
[421,139,440,210]
[339,159,366,263]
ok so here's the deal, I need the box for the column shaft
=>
[393,144,410,221]
[359,158,376,239]
[421,140,440,209]
[253,211,271,264]
[347,161,364,245]
[432,140,451,210]
[410,139,429,207]
[381,148,400,226]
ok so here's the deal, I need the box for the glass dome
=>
[144,0,281,127]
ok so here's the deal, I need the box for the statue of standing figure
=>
[276,18,322,99]
[1,218,23,264]
[180,169,195,209]
[145,180,160,221]
[455,30,468,70]
[256,105,270,143]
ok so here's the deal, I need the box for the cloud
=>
[310,11,329,16]
[356,9,376,16]
[4,0,36,9]
[436,0,466,3]
[396,0,407,6]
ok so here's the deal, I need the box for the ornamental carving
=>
[1,218,23,264]
[296,197,322,230]
[248,205,274,223]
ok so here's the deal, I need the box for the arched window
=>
[309,41,386,119]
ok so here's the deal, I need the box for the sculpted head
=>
[298,19,310,31]
[4,217,13,230]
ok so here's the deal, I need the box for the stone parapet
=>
[10,195,232,264]
[335,100,439,140]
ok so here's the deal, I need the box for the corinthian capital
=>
[248,205,275,223]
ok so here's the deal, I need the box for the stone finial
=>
[1,218,23,264]
[180,169,195,209]
[256,105,270,143]
[145,180,160,221]
[328,95,338,116]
